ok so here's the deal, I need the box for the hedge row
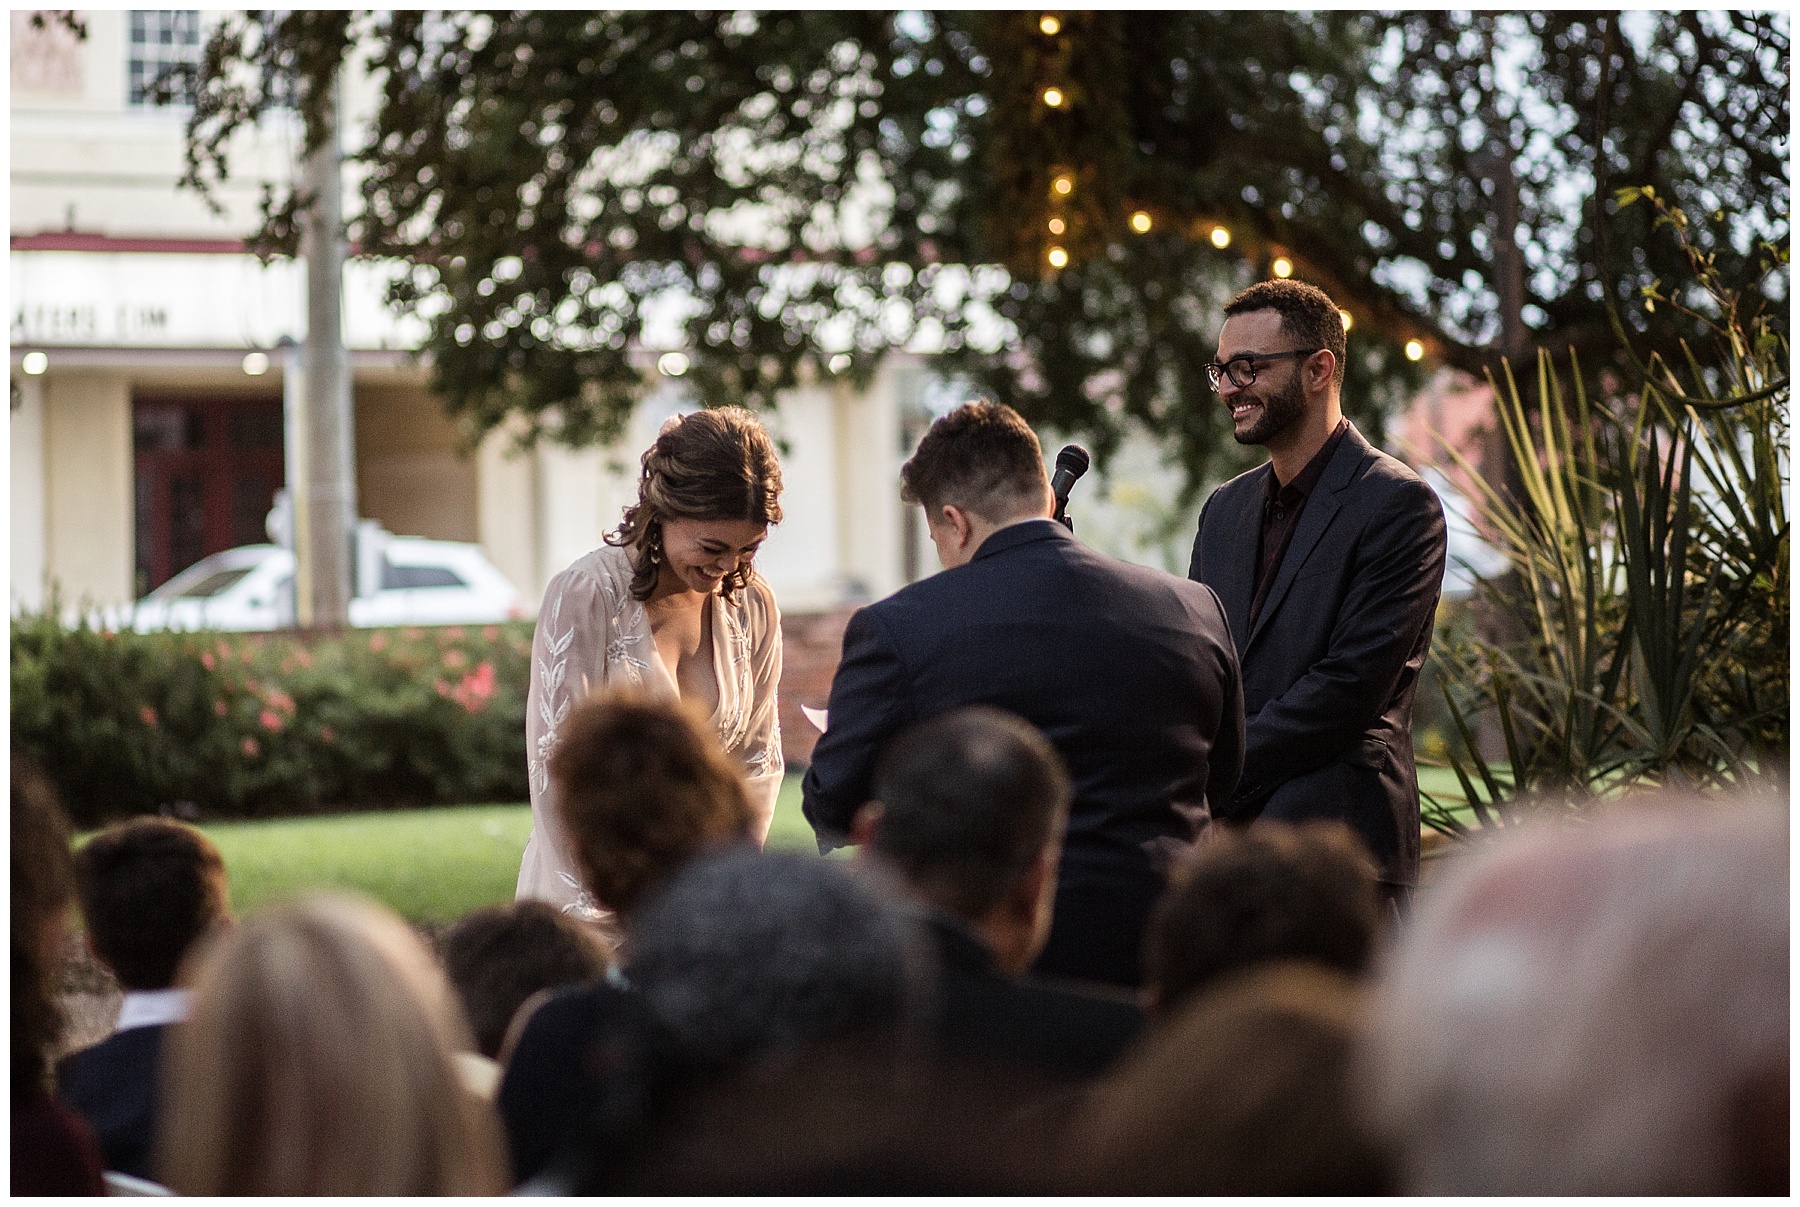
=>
[11,614,534,827]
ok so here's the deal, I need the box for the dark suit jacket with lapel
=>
[1187,422,1446,886]
[56,1024,166,1180]
[804,518,1244,987]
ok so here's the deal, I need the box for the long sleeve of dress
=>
[516,561,618,917]
[734,577,785,843]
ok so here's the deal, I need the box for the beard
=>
[1230,370,1308,446]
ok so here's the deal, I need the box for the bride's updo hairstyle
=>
[606,406,784,602]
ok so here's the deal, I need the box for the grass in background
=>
[192,775,819,923]
[178,766,1464,923]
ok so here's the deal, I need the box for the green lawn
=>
[192,774,820,923]
[173,766,1491,924]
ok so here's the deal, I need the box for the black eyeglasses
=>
[1204,348,1321,392]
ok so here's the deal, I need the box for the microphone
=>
[1050,443,1090,531]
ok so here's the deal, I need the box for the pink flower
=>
[482,625,500,641]
[201,652,216,670]
[259,709,283,732]
[139,705,158,727]
[443,648,468,670]
[266,689,296,715]
[294,648,314,669]
[445,626,466,641]
[449,661,498,714]
[319,725,337,744]
[370,633,388,653]
[241,736,260,758]
[214,700,229,717]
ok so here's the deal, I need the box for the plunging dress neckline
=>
[516,543,786,919]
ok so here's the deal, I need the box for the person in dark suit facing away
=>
[852,707,1144,1079]
[1188,279,1447,906]
[58,817,231,1181]
[805,401,1244,988]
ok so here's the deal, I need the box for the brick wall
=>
[776,607,856,768]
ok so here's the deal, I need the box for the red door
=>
[134,396,286,595]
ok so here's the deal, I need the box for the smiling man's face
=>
[1215,308,1312,447]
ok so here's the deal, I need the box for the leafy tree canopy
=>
[183,10,1788,492]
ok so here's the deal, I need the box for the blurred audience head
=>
[550,689,752,917]
[1363,794,1788,1194]
[157,892,506,1195]
[12,757,78,1103]
[857,706,1071,973]
[616,1042,1065,1194]
[627,848,918,1073]
[1073,962,1393,1194]
[1145,821,1380,1013]
[74,816,229,992]
[438,900,610,1060]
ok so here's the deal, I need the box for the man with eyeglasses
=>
[1188,279,1446,915]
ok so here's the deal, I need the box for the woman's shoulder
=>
[545,545,634,599]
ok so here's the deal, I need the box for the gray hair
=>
[1360,793,1788,1194]
[627,847,921,1069]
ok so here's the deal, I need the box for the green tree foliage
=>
[180,11,1787,491]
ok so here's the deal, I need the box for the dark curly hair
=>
[550,689,753,917]
[1223,279,1348,388]
[13,757,76,1103]
[605,407,784,602]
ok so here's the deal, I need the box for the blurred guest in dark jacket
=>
[855,706,1142,1078]
[58,817,230,1179]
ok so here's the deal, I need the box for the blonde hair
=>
[156,893,507,1196]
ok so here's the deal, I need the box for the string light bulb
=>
[1404,338,1425,361]
[1272,256,1293,278]
[1041,86,1064,108]
[1209,226,1231,249]
[1340,310,1354,332]
[1047,246,1069,268]
[1129,211,1153,234]
[1039,14,1061,35]
[1047,217,1066,235]
[1052,174,1074,196]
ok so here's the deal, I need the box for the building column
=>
[44,372,133,609]
[10,373,48,613]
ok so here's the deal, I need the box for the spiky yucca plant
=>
[1424,192,1787,836]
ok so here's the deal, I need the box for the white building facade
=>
[11,9,931,617]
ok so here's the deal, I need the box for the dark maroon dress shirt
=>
[1249,417,1350,628]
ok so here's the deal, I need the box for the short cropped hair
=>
[75,817,229,991]
[628,848,917,1071]
[550,690,753,916]
[438,902,611,1059]
[899,401,1050,523]
[1224,279,1347,387]
[869,707,1071,921]
[1145,822,1380,1011]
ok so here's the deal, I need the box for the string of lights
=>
[1030,14,1427,364]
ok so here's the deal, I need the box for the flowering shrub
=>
[10,615,533,826]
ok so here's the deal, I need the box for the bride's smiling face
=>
[658,517,768,595]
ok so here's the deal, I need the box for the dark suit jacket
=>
[804,518,1244,987]
[56,1024,166,1180]
[922,911,1143,1080]
[1187,422,1446,885]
